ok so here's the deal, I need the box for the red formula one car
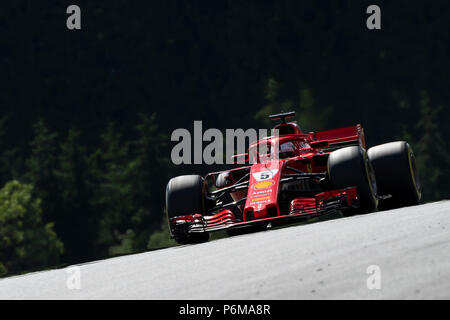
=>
[166,112,421,244]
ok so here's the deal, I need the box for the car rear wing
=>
[311,124,366,152]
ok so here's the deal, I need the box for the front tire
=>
[367,141,421,210]
[328,146,378,216]
[166,175,210,244]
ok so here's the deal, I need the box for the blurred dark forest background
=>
[0,1,449,276]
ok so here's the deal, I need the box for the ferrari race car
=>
[166,111,421,244]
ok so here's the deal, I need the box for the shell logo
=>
[253,180,274,190]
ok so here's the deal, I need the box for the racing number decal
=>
[260,172,270,180]
[252,169,278,181]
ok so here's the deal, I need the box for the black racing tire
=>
[367,141,421,210]
[166,175,210,244]
[328,146,378,216]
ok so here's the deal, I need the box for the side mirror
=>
[310,140,329,149]
[231,153,249,164]
[216,172,233,188]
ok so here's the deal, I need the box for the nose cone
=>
[244,162,281,221]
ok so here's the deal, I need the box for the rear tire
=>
[328,146,378,216]
[367,141,421,210]
[166,175,210,244]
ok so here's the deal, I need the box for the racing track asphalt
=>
[0,200,449,299]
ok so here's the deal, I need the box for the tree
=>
[55,128,95,263]
[91,114,169,256]
[0,115,22,187]
[24,119,60,223]
[90,122,135,257]
[0,180,63,277]
[0,115,10,186]
[128,113,169,251]
[411,91,450,201]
